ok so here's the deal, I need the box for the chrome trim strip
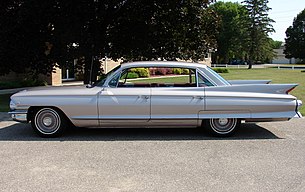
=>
[245,118,289,122]
[8,112,28,123]
[8,111,28,114]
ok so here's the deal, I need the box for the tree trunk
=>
[248,60,253,69]
[83,55,99,84]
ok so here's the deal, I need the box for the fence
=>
[211,64,305,70]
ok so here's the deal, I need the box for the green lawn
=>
[221,68,305,115]
[0,94,11,112]
[132,75,192,83]
[134,68,305,115]
[1,68,303,115]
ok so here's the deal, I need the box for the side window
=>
[117,69,151,87]
[108,73,120,88]
[198,73,214,87]
[148,67,197,87]
[114,67,198,88]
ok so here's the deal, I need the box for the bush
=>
[296,59,305,64]
[301,70,305,73]
[155,68,171,75]
[213,68,229,73]
[98,74,107,80]
[130,68,149,77]
[173,68,182,75]
[126,72,139,79]
[181,68,189,75]
[0,79,46,89]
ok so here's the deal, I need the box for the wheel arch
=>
[27,106,74,126]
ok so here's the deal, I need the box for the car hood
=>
[11,86,101,97]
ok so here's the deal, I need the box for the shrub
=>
[126,72,139,79]
[0,79,46,89]
[181,68,189,75]
[155,68,169,75]
[166,68,173,74]
[98,74,107,80]
[130,68,150,77]
[149,68,174,76]
[301,70,305,73]
[149,68,157,76]
[213,68,229,73]
[173,68,182,75]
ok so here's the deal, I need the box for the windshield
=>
[94,65,121,87]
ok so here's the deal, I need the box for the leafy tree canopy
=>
[242,0,275,68]
[271,40,283,49]
[284,8,305,60]
[210,1,249,64]
[210,0,275,65]
[0,0,218,83]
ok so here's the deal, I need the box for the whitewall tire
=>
[31,108,66,137]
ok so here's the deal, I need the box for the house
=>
[0,54,212,87]
[272,44,296,64]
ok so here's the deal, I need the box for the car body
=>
[9,61,302,137]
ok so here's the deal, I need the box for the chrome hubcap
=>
[210,118,237,134]
[218,118,229,125]
[43,117,52,126]
[34,108,61,134]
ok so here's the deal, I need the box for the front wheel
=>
[31,108,67,137]
[203,118,240,137]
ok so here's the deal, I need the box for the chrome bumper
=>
[8,111,28,123]
[295,100,303,118]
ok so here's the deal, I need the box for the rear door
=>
[150,68,204,127]
[98,70,150,126]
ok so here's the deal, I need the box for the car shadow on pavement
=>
[0,122,281,141]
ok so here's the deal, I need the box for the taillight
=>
[286,86,296,94]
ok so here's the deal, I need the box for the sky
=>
[220,0,305,42]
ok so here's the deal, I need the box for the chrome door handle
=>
[139,95,150,99]
[193,96,204,100]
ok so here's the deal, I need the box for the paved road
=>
[0,113,305,192]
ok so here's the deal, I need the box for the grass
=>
[134,68,305,115]
[0,94,11,112]
[1,68,303,114]
[132,75,193,83]
[221,68,305,115]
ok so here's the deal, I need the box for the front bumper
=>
[8,111,28,123]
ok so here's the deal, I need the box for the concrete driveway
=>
[0,113,305,192]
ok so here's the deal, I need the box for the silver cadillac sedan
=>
[9,61,302,137]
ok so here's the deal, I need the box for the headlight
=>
[9,100,17,110]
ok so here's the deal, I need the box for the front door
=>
[98,87,151,126]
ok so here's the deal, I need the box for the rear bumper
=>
[294,112,303,118]
[8,111,28,123]
[296,100,303,118]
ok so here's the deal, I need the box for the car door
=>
[150,68,204,127]
[98,70,151,127]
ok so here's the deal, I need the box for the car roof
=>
[120,61,208,69]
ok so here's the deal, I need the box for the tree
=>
[0,0,218,83]
[210,2,249,64]
[271,40,282,49]
[0,1,57,77]
[242,0,274,68]
[109,0,218,62]
[284,8,305,61]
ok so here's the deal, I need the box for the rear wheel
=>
[203,118,240,137]
[31,108,66,137]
